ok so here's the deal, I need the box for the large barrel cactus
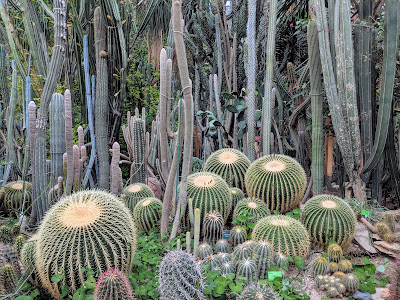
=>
[133,197,162,233]
[35,190,137,298]
[185,172,232,231]
[233,198,270,223]
[0,181,32,213]
[121,183,155,212]
[245,155,307,213]
[203,148,250,191]
[301,194,356,252]
[252,215,310,258]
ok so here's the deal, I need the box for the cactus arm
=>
[64,90,74,195]
[215,14,223,96]
[246,0,257,161]
[49,93,65,180]
[193,208,200,259]
[159,48,169,179]
[186,232,191,253]
[0,45,9,113]
[362,0,399,173]
[94,6,110,189]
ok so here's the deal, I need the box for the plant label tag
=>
[361,210,371,216]
[268,271,282,281]
[222,230,230,239]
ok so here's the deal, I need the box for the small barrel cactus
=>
[201,255,222,270]
[35,190,137,298]
[121,183,155,212]
[243,240,256,251]
[301,194,356,251]
[376,221,395,242]
[1,263,18,294]
[11,222,21,236]
[245,155,306,213]
[198,242,213,259]
[253,240,273,279]
[233,198,270,224]
[94,268,135,300]
[329,262,339,273]
[216,239,229,253]
[0,181,33,213]
[0,225,12,244]
[327,287,339,297]
[15,234,24,254]
[236,259,256,284]
[273,253,288,269]
[383,211,397,232]
[342,273,359,293]
[336,283,347,294]
[230,188,245,209]
[252,215,310,258]
[230,226,247,246]
[338,260,352,273]
[158,250,205,300]
[328,244,343,263]
[233,244,252,264]
[311,257,328,277]
[133,197,162,233]
[203,148,250,191]
[315,275,325,288]
[220,261,235,275]
[203,211,224,244]
[217,253,231,263]
[333,271,346,279]
[21,234,39,284]
[238,283,277,300]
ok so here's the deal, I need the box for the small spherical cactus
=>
[202,255,222,270]
[301,194,357,252]
[338,260,353,273]
[233,244,252,264]
[220,261,235,275]
[315,275,325,288]
[203,148,250,191]
[233,198,270,224]
[203,211,224,244]
[239,283,277,300]
[383,211,397,232]
[328,244,343,263]
[252,215,310,258]
[217,253,231,263]
[121,183,155,212]
[333,271,346,279]
[198,242,213,259]
[376,221,391,236]
[243,240,256,251]
[236,258,256,284]
[336,283,347,294]
[383,232,395,243]
[94,269,135,300]
[329,262,339,273]
[11,222,21,236]
[245,155,307,213]
[327,287,339,297]
[0,181,32,213]
[342,273,359,293]
[311,257,328,277]
[253,240,273,279]
[273,253,288,269]
[0,225,12,244]
[230,188,245,209]
[216,239,229,253]
[21,234,38,284]
[15,234,24,254]
[35,190,137,298]
[230,226,247,246]
[133,197,162,233]
[1,263,17,293]
[158,250,205,300]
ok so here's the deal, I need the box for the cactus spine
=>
[94,269,135,300]
[122,183,155,212]
[49,93,65,180]
[133,197,162,233]
[203,211,224,244]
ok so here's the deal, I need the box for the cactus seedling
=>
[342,273,359,293]
[338,260,353,273]
[327,244,343,263]
[329,262,339,273]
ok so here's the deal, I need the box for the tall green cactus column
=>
[262,0,278,155]
[307,18,324,195]
[49,93,65,180]
[132,118,146,183]
[94,6,110,190]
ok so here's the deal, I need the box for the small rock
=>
[353,290,372,300]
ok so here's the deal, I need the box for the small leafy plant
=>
[353,257,389,294]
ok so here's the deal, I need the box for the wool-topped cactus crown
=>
[203,148,250,191]
[301,194,356,252]
[245,155,307,213]
[122,183,155,212]
[233,197,270,224]
[35,190,137,298]
[252,215,310,258]
[239,283,277,300]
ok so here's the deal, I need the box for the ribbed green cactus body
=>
[230,226,247,246]
[15,235,24,254]
[253,240,273,279]
[245,155,307,213]
[311,257,328,277]
[342,273,359,293]
[122,183,155,212]
[236,259,256,284]
[301,195,356,251]
[203,211,224,244]
[35,190,137,298]
[48,185,59,205]
[328,244,343,263]
[132,118,146,183]
[220,261,235,275]
[239,283,277,300]
[233,244,252,264]
[234,198,270,223]
[217,253,231,263]
[21,234,38,285]
[1,263,17,294]
[0,244,22,294]
[216,239,229,253]
[201,255,222,271]
[273,253,288,269]
[94,269,135,300]
[338,260,352,273]
[203,148,250,191]
[185,172,232,230]
[0,225,12,244]
[0,181,32,213]
[133,197,162,233]
[252,215,310,258]
[198,243,213,259]
[230,188,245,209]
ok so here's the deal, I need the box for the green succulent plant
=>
[245,155,307,213]
[252,215,310,258]
[216,239,229,253]
[0,181,32,213]
[232,244,252,264]
[121,183,155,212]
[201,255,222,271]
[21,234,39,285]
[203,211,224,244]
[238,283,277,300]
[253,240,273,279]
[230,188,245,209]
[233,198,270,224]
[133,197,162,233]
[230,226,247,246]
[311,257,328,277]
[338,260,352,273]
[220,261,235,275]
[342,273,359,293]
[198,242,213,259]
[236,258,256,284]
[273,252,289,269]
[327,244,343,263]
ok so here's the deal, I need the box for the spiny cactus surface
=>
[133,197,162,233]
[239,283,277,300]
[94,268,135,300]
[122,183,155,212]
[0,181,32,213]
[233,198,270,224]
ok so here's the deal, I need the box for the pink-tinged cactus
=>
[94,269,135,300]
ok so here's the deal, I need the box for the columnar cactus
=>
[15,235,24,254]
[49,93,65,180]
[245,155,307,213]
[327,244,343,263]
[1,264,18,294]
[233,198,270,224]
[230,226,247,246]
[239,283,277,300]
[342,273,359,293]
[0,244,23,293]
[203,149,250,191]
[203,211,224,244]
[253,240,273,279]
[35,190,137,297]
[236,258,256,284]
[301,195,356,251]
[122,183,155,212]
[252,215,310,258]
[110,142,123,195]
[230,188,245,209]
[232,244,252,264]
[158,250,205,300]
[133,197,162,233]
[11,223,20,237]
[132,118,146,183]
[198,243,213,259]
[0,181,32,213]
[216,239,229,253]
[311,257,329,277]
[94,269,135,300]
